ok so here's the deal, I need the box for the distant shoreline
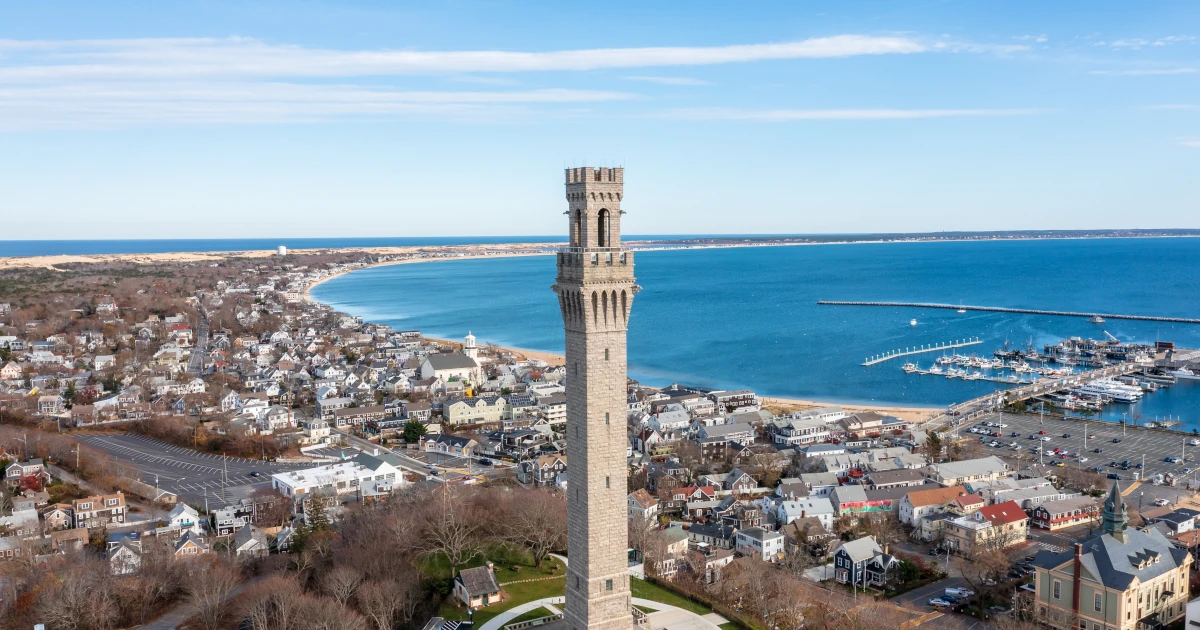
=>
[3,229,1199,269]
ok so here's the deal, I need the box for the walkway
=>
[480,554,725,630]
[477,597,724,630]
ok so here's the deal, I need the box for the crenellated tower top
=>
[565,167,624,250]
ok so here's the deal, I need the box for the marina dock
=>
[863,337,982,366]
[819,301,1200,324]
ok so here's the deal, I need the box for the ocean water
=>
[309,238,1200,426]
[1,234,787,257]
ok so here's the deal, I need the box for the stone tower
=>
[553,167,637,630]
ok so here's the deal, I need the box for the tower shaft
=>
[554,167,637,630]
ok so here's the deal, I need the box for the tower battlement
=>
[566,166,623,185]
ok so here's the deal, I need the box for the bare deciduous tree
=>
[418,486,482,575]
[503,489,567,568]
[185,557,241,630]
[322,565,363,608]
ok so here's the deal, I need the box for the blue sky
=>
[1,1,1197,240]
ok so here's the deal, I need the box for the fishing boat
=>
[902,362,919,373]
[1089,315,1106,324]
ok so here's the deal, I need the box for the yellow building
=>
[1032,483,1192,630]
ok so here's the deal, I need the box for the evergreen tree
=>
[402,419,427,444]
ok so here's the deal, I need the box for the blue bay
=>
[311,237,1200,425]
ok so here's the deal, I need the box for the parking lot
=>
[961,412,1200,493]
[77,433,309,505]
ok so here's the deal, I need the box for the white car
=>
[1012,445,1022,451]
[1190,439,1200,446]
[1078,457,1088,463]
[1041,436,1052,441]
[1154,498,1170,507]
[928,598,952,608]
[996,423,1008,427]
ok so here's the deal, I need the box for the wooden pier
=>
[819,301,1200,324]
[863,337,982,366]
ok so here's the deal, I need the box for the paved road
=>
[187,315,209,375]
[77,433,308,506]
[958,411,1200,494]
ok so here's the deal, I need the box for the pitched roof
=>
[629,488,657,509]
[978,500,1028,526]
[836,536,883,563]
[1033,526,1190,591]
[457,565,501,596]
[425,354,479,370]
[904,485,969,508]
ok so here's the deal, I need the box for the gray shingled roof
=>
[457,565,500,596]
[1033,527,1190,591]
[426,354,479,370]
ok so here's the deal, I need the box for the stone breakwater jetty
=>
[818,301,1200,324]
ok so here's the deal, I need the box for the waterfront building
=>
[553,166,636,630]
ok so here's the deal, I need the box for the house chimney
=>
[801,510,806,519]
[487,561,495,571]
[883,544,889,555]
[1072,543,1083,615]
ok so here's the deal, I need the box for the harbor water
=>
[309,237,1200,426]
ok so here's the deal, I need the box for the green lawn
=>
[633,605,658,614]
[629,578,711,616]
[719,623,740,630]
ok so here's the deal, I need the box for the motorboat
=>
[1169,367,1200,381]
[1089,315,1106,324]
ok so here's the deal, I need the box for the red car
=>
[1038,430,1047,435]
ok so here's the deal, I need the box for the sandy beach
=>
[2,239,948,423]
[759,397,940,424]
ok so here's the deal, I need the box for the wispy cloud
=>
[1015,34,1049,43]
[666,108,1040,121]
[1091,68,1197,75]
[0,34,1027,129]
[0,35,928,82]
[625,76,712,86]
[1095,35,1196,49]
[0,83,636,130]
[1181,139,1200,148]
[1148,104,1200,110]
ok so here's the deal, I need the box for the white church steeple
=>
[463,331,478,360]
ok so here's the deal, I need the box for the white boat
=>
[902,362,919,373]
[1169,367,1200,381]
[910,319,918,326]
[1089,315,1105,324]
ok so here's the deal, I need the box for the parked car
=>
[1108,473,1123,480]
[1012,432,1021,437]
[928,599,952,608]
[1113,438,1122,443]
[1092,466,1105,473]
[1154,498,1170,506]
[1063,433,1071,438]
[1094,448,1103,453]
[1079,457,1088,463]
[1038,430,1047,435]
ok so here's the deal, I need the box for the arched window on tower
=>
[597,209,610,248]
[572,210,582,247]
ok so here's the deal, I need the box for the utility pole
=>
[222,453,228,504]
